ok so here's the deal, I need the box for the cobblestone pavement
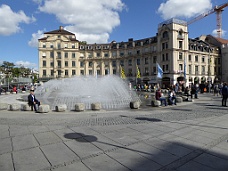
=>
[0,93,227,171]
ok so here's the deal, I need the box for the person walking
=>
[221,82,228,107]
[28,89,40,112]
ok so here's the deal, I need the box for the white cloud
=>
[0,4,36,36]
[15,61,37,68]
[212,29,227,37]
[38,0,125,43]
[28,30,45,47]
[158,0,212,20]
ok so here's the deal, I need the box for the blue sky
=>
[0,0,228,70]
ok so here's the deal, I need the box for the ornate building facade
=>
[38,19,228,87]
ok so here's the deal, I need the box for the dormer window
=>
[162,31,168,38]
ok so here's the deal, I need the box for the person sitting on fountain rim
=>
[28,89,40,112]
[168,89,177,105]
[155,88,167,106]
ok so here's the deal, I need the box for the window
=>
[72,44,75,48]
[50,51,54,58]
[104,53,109,57]
[162,43,166,50]
[202,66,205,74]
[166,64,169,71]
[64,43,68,48]
[105,69,109,75]
[89,62,93,67]
[72,53,75,58]
[179,64,183,71]
[145,67,149,75]
[179,41,183,49]
[72,61,76,67]
[72,70,76,75]
[51,70,54,76]
[128,59,132,66]
[50,43,53,48]
[136,59,140,65]
[162,31,168,38]
[57,61,61,68]
[80,70,84,75]
[166,53,168,61]
[120,52,124,56]
[58,43,61,49]
[145,57,148,64]
[162,54,165,61]
[43,70,46,76]
[57,52,61,58]
[112,51,117,57]
[188,55,191,61]
[96,53,100,57]
[42,43,46,48]
[202,56,205,63]
[120,60,124,66]
[65,61,68,67]
[50,61,54,67]
[195,55,198,62]
[112,60,116,67]
[136,50,140,54]
[179,52,183,60]
[65,70,68,76]
[65,52,68,58]
[88,53,92,58]
[195,66,198,74]
[153,67,156,74]
[113,69,116,75]
[153,56,157,63]
[128,68,132,76]
[43,61,46,67]
[189,65,192,74]
[80,61,84,67]
[57,70,61,76]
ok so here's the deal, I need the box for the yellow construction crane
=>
[187,2,228,38]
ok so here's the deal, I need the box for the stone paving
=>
[0,92,227,171]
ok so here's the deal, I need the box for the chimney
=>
[59,26,64,30]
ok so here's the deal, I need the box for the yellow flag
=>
[120,65,126,79]
[136,65,141,78]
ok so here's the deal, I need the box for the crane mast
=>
[187,2,228,38]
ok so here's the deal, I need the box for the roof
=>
[214,37,228,44]
[44,26,75,35]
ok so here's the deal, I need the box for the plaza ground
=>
[0,92,227,171]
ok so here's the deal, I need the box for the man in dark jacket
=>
[222,82,228,107]
[28,89,40,111]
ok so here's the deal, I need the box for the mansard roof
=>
[44,26,75,35]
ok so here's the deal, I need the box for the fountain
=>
[35,75,141,110]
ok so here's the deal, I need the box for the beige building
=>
[38,19,228,87]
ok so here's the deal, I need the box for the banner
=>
[136,65,141,78]
[156,63,163,78]
[120,65,126,79]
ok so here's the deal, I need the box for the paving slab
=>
[0,153,14,171]
[12,134,39,151]
[13,147,50,171]
[40,142,80,166]
[0,138,12,154]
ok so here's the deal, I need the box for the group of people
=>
[155,88,177,106]
[154,82,228,107]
